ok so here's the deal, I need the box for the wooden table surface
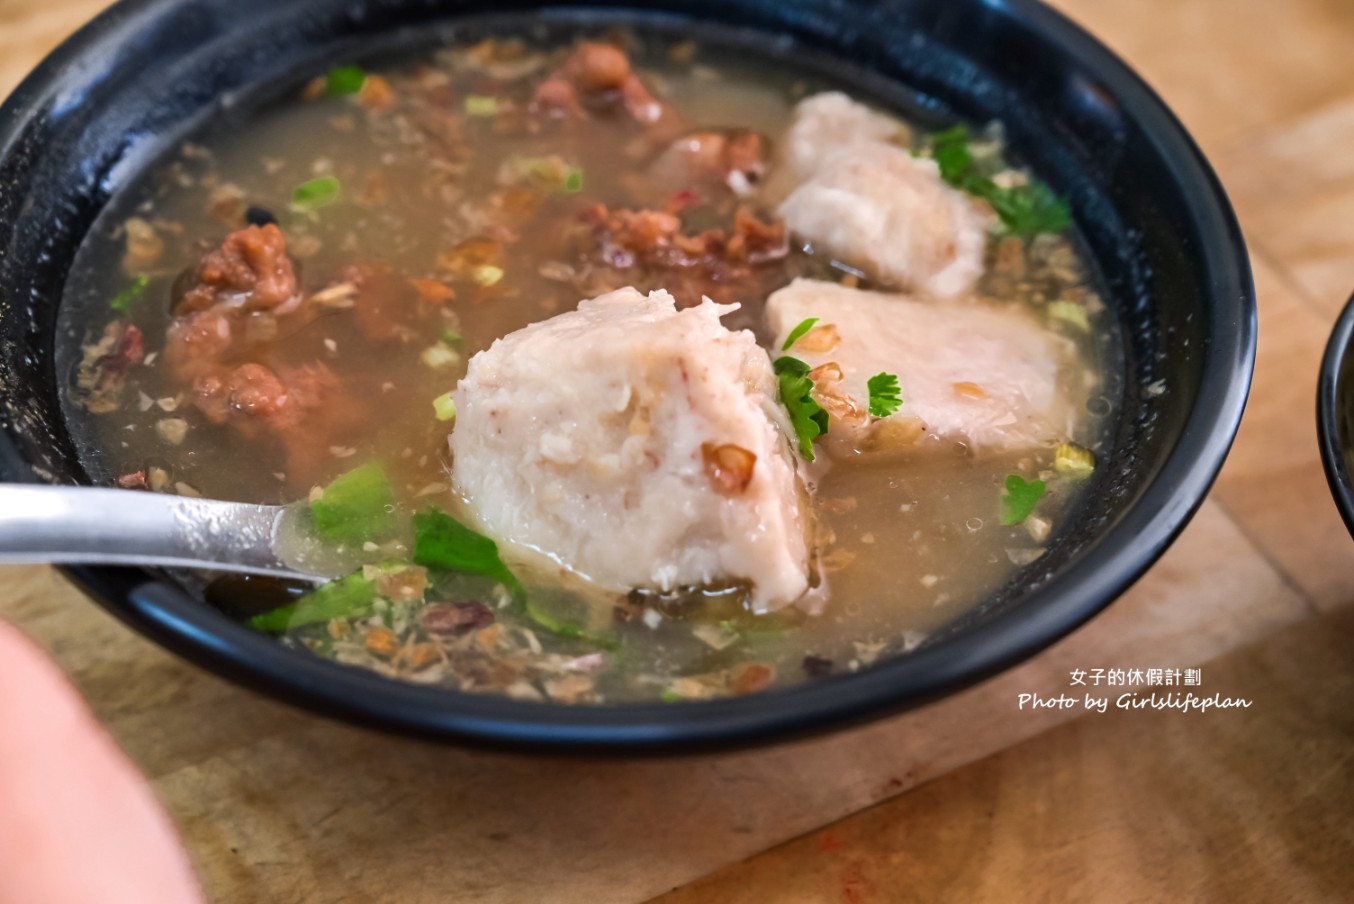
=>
[2,0,1353,901]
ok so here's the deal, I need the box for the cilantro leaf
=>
[986,181,1070,237]
[866,372,903,418]
[931,126,984,192]
[309,463,398,545]
[249,571,376,634]
[291,175,340,213]
[773,355,829,461]
[1000,474,1046,526]
[110,275,150,313]
[781,317,820,351]
[325,65,367,96]
[930,126,1069,237]
[413,505,523,597]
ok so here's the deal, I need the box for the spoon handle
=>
[0,485,306,578]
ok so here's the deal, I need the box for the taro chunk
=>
[772,93,992,299]
[450,287,810,612]
[768,279,1078,455]
[772,91,910,186]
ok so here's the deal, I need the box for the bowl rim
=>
[1,0,1257,752]
[1317,294,1354,539]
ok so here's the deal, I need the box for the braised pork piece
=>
[59,32,1118,703]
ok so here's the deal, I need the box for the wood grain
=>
[652,604,1354,904]
[1045,0,1354,156]
[0,0,1351,900]
[1216,96,1354,318]
[1,499,1316,904]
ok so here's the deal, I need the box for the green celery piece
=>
[413,506,523,597]
[291,175,340,212]
[505,155,581,194]
[522,595,619,649]
[325,65,367,96]
[249,571,376,634]
[432,391,457,422]
[110,275,150,313]
[310,462,397,545]
[464,95,501,117]
[1054,442,1096,478]
[1047,300,1090,332]
[1000,474,1047,526]
[413,506,617,648]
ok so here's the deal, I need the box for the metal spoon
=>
[0,485,335,581]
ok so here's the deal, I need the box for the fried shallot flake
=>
[702,442,757,495]
[363,626,400,659]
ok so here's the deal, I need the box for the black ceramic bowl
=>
[1318,293,1354,538]
[0,0,1254,752]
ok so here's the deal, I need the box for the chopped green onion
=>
[1000,474,1046,526]
[432,391,457,422]
[309,462,398,545]
[249,571,376,634]
[290,175,340,213]
[472,264,504,287]
[660,689,684,703]
[325,65,367,96]
[413,505,522,597]
[563,166,584,193]
[421,343,461,371]
[110,274,150,313]
[464,94,501,117]
[866,372,903,418]
[440,326,463,346]
[1054,442,1096,478]
[773,355,829,461]
[1047,300,1090,332]
[781,316,820,351]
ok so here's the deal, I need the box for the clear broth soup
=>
[58,25,1120,704]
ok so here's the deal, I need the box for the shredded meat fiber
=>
[176,224,299,315]
[161,225,367,481]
